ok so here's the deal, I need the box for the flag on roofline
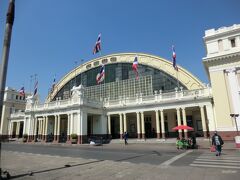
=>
[132,56,139,80]
[51,77,56,93]
[96,64,105,84]
[19,86,25,97]
[172,45,178,71]
[34,80,38,96]
[93,33,101,54]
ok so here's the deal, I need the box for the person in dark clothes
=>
[212,131,224,156]
[190,132,197,149]
[123,132,128,145]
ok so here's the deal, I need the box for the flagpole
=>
[51,74,56,101]
[99,32,102,57]
[29,75,33,95]
[34,74,37,89]
[74,60,77,86]
[80,59,84,85]
[33,74,37,97]
[176,69,179,89]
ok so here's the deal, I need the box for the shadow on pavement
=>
[7,159,104,180]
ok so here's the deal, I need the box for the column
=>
[42,117,46,141]
[29,117,34,141]
[67,114,71,141]
[119,113,123,139]
[225,68,240,133]
[226,68,240,114]
[71,113,74,135]
[160,109,165,139]
[54,115,57,142]
[34,117,38,141]
[79,111,88,144]
[141,112,145,139]
[27,119,30,141]
[45,116,49,142]
[155,110,160,139]
[205,102,216,133]
[12,122,15,138]
[123,113,127,133]
[40,120,43,139]
[9,121,13,138]
[41,118,44,140]
[182,108,188,139]
[22,118,26,137]
[200,105,207,138]
[57,115,60,142]
[16,122,20,138]
[10,122,13,138]
[176,108,182,139]
[38,120,40,139]
[136,112,141,139]
[77,112,81,144]
[107,115,111,137]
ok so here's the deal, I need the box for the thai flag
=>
[172,45,178,71]
[19,86,25,97]
[33,80,38,96]
[132,56,139,80]
[93,33,101,54]
[96,65,105,84]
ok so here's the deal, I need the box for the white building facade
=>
[2,24,240,144]
[5,52,215,144]
[203,24,240,140]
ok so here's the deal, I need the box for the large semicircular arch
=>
[46,53,204,102]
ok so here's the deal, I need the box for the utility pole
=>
[0,0,15,178]
[0,0,15,129]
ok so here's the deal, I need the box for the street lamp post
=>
[230,113,239,135]
[0,0,15,178]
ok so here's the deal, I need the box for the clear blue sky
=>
[0,0,239,102]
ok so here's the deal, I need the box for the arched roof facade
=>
[47,53,204,102]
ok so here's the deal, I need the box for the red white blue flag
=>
[172,45,178,71]
[96,65,105,84]
[34,81,38,96]
[93,33,101,54]
[132,56,139,80]
[19,86,25,97]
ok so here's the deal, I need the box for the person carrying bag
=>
[211,131,224,156]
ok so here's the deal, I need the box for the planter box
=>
[235,136,240,148]
[71,139,77,144]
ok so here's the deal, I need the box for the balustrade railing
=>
[25,87,212,111]
[105,87,212,107]
[10,111,25,118]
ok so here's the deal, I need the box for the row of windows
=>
[53,63,186,101]
[218,37,238,51]
[9,94,25,101]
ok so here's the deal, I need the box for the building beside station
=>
[1,24,240,144]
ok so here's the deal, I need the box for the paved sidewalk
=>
[1,147,239,180]
[7,137,239,151]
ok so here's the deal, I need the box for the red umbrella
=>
[172,125,194,131]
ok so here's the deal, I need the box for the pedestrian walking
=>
[212,131,224,156]
[123,132,128,145]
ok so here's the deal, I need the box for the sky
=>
[0,0,239,102]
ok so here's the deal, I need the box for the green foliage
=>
[23,134,28,138]
[71,133,77,139]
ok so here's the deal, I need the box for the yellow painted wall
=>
[209,71,232,128]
